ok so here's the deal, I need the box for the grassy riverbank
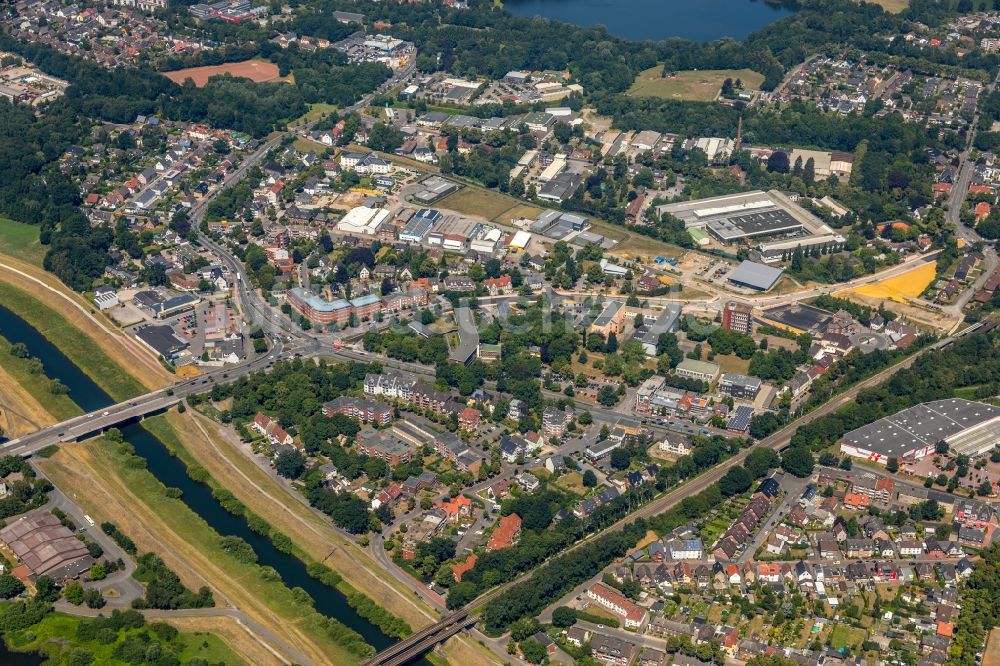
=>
[0,334,82,428]
[142,411,415,638]
[0,281,146,401]
[37,437,372,666]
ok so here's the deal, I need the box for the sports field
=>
[164,60,280,87]
[628,67,764,102]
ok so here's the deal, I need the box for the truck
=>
[83,515,95,527]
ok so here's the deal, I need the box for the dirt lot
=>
[164,60,281,87]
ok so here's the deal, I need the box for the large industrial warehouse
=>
[655,190,844,258]
[0,512,94,580]
[840,398,1000,464]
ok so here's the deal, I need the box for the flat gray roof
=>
[728,261,784,291]
[843,399,1000,458]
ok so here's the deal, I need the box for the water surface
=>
[504,0,793,41]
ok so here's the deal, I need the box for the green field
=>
[0,281,146,401]
[0,216,46,266]
[628,67,765,102]
[2,611,245,665]
[829,624,866,651]
[436,186,543,224]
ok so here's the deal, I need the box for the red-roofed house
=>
[933,182,951,196]
[844,493,870,510]
[459,407,481,431]
[487,513,521,551]
[435,495,472,523]
[484,275,513,296]
[252,412,293,446]
[969,184,992,195]
[586,583,647,629]
[452,554,477,582]
[976,202,992,221]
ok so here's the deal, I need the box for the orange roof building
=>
[844,492,870,510]
[435,495,472,522]
[451,554,477,582]
[487,513,522,551]
[975,202,991,221]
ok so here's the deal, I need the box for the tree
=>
[781,446,815,478]
[597,385,619,407]
[552,606,577,627]
[745,447,780,478]
[719,465,753,497]
[978,481,993,496]
[767,151,790,173]
[886,457,899,473]
[936,441,949,455]
[0,574,25,599]
[519,638,547,664]
[599,424,610,441]
[610,447,630,470]
[582,470,598,487]
[64,581,84,605]
[275,449,306,479]
[34,576,59,603]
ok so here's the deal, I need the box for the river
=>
[503,0,792,41]
[0,305,421,664]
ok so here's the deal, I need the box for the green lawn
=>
[0,334,82,421]
[0,216,46,266]
[0,281,146,401]
[2,610,246,665]
[628,67,765,101]
[829,624,866,651]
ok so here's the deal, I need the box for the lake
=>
[503,0,793,41]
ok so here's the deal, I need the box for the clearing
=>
[712,354,751,375]
[628,67,765,102]
[435,187,543,224]
[294,102,338,125]
[37,438,358,666]
[871,0,909,12]
[0,216,46,266]
[163,60,281,87]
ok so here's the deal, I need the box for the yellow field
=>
[838,261,937,303]
[628,67,765,102]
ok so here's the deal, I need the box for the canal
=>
[0,304,420,663]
